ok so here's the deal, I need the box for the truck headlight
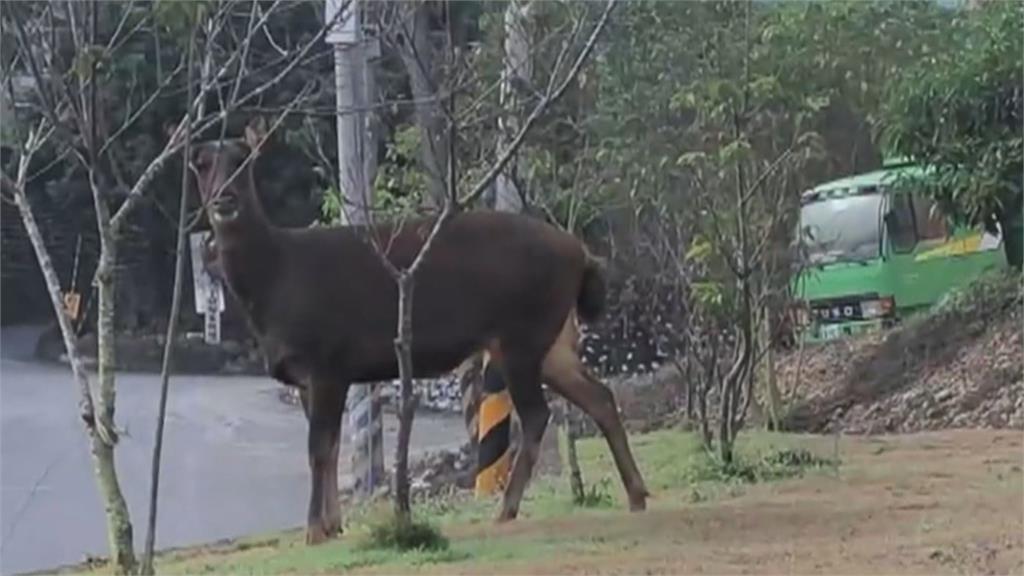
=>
[860,296,895,319]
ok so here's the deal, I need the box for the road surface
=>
[0,326,465,575]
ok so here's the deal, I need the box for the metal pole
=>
[326,0,383,498]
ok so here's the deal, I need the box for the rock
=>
[404,444,476,498]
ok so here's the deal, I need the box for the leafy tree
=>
[882,1,1023,268]
[759,1,953,176]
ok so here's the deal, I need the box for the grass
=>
[57,428,840,575]
[572,477,616,508]
[359,515,449,552]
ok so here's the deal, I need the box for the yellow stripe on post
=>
[475,352,512,496]
[475,449,512,495]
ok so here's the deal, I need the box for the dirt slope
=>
[781,271,1023,434]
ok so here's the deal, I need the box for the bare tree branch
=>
[98,57,187,157]
[108,1,353,234]
[459,0,617,208]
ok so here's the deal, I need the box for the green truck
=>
[792,158,1007,342]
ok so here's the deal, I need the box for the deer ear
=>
[244,117,268,153]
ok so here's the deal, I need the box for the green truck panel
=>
[793,160,1007,342]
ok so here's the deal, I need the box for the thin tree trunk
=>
[392,273,417,520]
[718,371,734,464]
[9,128,132,574]
[787,324,807,406]
[92,220,136,575]
[563,402,585,503]
[140,28,197,573]
[83,2,135,566]
[14,193,134,569]
[697,340,716,452]
[762,309,781,430]
[718,0,755,466]
[90,435,134,574]
[88,157,136,574]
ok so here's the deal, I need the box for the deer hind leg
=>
[542,313,649,512]
[492,348,550,522]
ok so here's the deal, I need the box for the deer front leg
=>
[298,387,342,537]
[305,382,346,545]
[322,434,342,536]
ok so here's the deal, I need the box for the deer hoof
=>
[495,509,518,524]
[323,518,343,538]
[628,495,647,512]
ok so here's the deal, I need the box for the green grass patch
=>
[63,429,837,575]
[711,447,840,483]
[572,477,616,508]
[359,514,449,552]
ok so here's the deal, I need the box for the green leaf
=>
[804,95,830,112]
[718,139,752,166]
[676,151,707,168]
[685,236,713,262]
[71,46,104,81]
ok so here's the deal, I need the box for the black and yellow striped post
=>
[475,351,512,496]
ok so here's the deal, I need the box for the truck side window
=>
[912,195,948,242]
[887,193,917,253]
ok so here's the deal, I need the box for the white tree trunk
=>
[10,157,134,574]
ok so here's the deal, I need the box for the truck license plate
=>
[820,324,843,340]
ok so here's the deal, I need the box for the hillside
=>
[781,270,1023,434]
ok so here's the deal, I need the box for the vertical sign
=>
[190,231,225,344]
[204,282,222,344]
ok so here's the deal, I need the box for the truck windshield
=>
[799,193,882,265]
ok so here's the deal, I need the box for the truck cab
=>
[793,159,1006,342]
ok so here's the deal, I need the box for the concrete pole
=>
[334,45,367,225]
[493,0,532,213]
[475,0,561,488]
[327,0,384,497]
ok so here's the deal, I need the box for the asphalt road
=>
[0,326,465,575]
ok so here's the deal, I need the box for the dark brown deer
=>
[192,125,648,545]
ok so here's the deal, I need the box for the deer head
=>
[193,118,268,229]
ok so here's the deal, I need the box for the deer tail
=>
[577,248,606,324]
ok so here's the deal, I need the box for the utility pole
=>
[496,0,562,476]
[326,0,384,498]
[493,0,531,214]
[476,0,561,496]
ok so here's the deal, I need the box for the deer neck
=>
[212,184,280,321]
